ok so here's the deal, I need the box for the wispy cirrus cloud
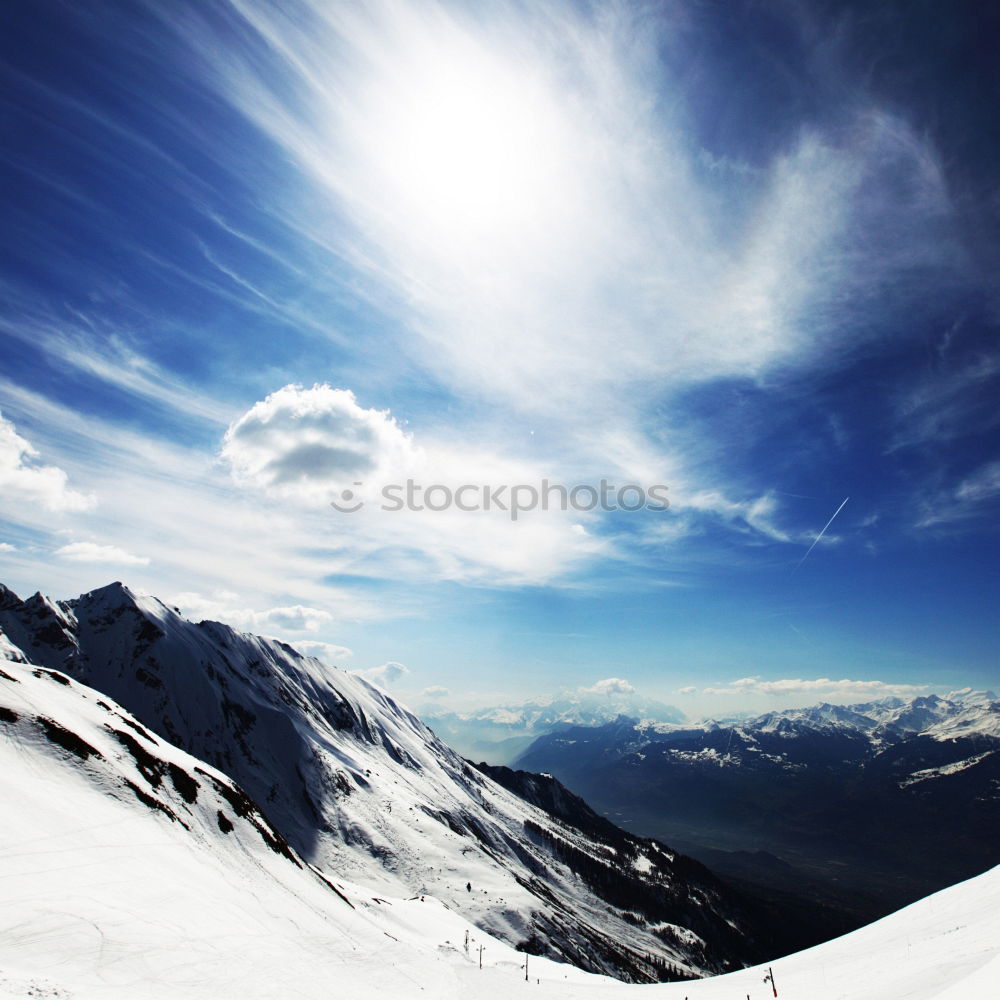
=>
[5,0,972,601]
[55,541,151,566]
[890,345,1000,453]
[1,0,995,708]
[917,460,1000,529]
[0,293,235,431]
[168,0,966,429]
[127,0,976,595]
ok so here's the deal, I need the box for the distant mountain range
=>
[715,691,1000,741]
[423,684,684,763]
[514,691,1000,924]
[0,581,798,983]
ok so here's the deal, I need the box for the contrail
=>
[792,496,849,574]
[788,623,813,646]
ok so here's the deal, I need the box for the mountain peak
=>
[79,580,136,607]
[0,583,22,610]
[947,687,999,704]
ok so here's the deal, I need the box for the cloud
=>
[257,604,333,633]
[582,677,635,696]
[676,686,698,696]
[169,591,248,625]
[55,541,150,566]
[0,543,16,553]
[671,489,843,551]
[917,460,1000,529]
[0,302,234,431]
[891,347,1000,452]
[422,685,450,699]
[0,387,385,628]
[222,383,612,586]
[290,639,353,663]
[169,591,337,635]
[222,384,418,503]
[354,660,410,688]
[187,1,965,434]
[702,676,930,700]
[955,462,1000,505]
[0,412,94,513]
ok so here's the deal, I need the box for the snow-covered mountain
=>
[423,684,684,764]
[0,581,774,983]
[0,658,613,999]
[515,691,1000,924]
[729,691,1000,741]
[1,654,999,999]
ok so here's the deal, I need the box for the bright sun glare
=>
[355,29,575,255]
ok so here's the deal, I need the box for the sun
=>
[351,25,575,256]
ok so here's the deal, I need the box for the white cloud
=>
[702,676,930,700]
[582,677,635,696]
[676,686,698,696]
[0,412,94,513]
[917,460,1000,529]
[222,384,418,503]
[288,639,353,664]
[169,591,336,636]
[257,605,333,633]
[168,591,254,627]
[354,660,410,688]
[422,685,450,699]
[955,462,1000,504]
[668,488,842,551]
[55,541,150,566]
[0,542,16,553]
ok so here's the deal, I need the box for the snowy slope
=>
[1,659,998,1000]
[0,658,602,999]
[0,583,766,982]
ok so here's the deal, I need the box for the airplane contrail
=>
[792,496,850,574]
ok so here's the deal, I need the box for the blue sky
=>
[1,0,997,717]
